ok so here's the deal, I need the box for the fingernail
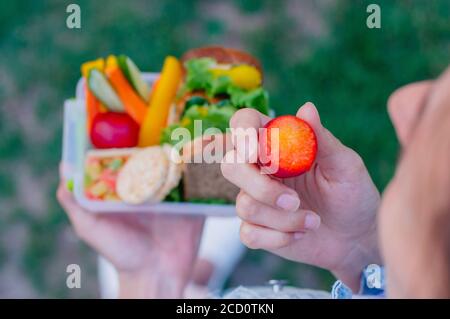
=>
[294,232,305,240]
[304,213,321,230]
[276,194,300,211]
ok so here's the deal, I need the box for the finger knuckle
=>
[240,224,259,249]
[289,214,307,232]
[236,194,257,221]
[276,234,294,249]
[258,181,279,204]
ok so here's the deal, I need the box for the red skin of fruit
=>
[259,115,317,178]
[90,112,139,149]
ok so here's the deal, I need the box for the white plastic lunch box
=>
[61,73,236,216]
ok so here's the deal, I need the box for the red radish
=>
[90,112,139,149]
[259,115,317,178]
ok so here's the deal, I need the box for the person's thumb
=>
[296,102,344,160]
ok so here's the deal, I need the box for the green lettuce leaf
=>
[160,123,182,147]
[184,104,236,136]
[161,104,237,147]
[206,75,232,97]
[184,58,215,91]
[164,185,183,202]
[187,198,231,204]
[228,86,270,115]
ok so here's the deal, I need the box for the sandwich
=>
[161,46,270,202]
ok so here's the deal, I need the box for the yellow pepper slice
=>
[228,65,262,90]
[139,56,182,146]
[81,58,105,78]
[104,55,118,73]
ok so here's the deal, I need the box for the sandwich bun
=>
[181,46,262,73]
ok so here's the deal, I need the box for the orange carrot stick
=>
[85,85,103,133]
[106,67,147,125]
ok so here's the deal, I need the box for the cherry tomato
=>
[90,112,139,149]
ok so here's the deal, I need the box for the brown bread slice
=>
[183,162,239,202]
[182,133,239,203]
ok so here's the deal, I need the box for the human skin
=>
[379,67,450,298]
[221,102,381,291]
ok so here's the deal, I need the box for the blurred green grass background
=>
[0,0,448,297]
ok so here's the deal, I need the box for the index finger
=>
[230,108,271,162]
[230,107,271,130]
[221,150,301,212]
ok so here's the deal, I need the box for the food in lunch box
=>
[81,54,151,141]
[182,134,239,203]
[117,55,151,102]
[107,64,148,125]
[84,149,135,201]
[259,115,317,178]
[88,69,124,112]
[90,112,139,149]
[139,56,183,147]
[116,145,182,204]
[79,47,271,205]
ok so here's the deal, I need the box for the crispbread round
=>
[151,145,183,202]
[116,146,168,204]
